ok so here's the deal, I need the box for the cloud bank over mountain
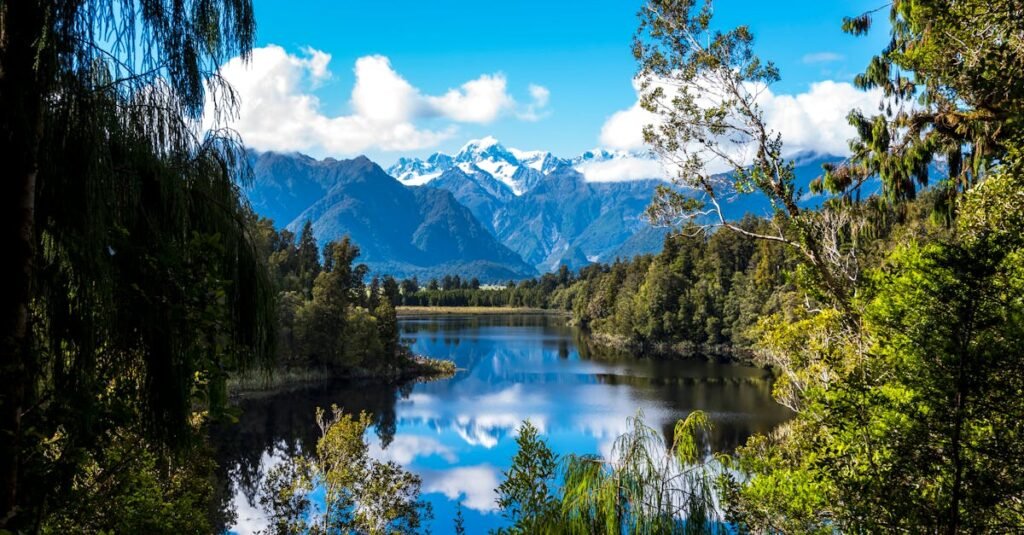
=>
[599,78,884,160]
[208,45,550,156]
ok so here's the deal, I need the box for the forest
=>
[244,216,452,383]
[1,0,1022,533]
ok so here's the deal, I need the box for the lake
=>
[212,313,792,533]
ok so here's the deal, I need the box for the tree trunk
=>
[0,1,46,528]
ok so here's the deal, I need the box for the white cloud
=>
[421,465,502,512]
[208,45,545,156]
[350,55,422,124]
[424,74,515,123]
[802,51,844,64]
[529,84,550,106]
[517,84,551,121]
[598,78,883,167]
[368,434,457,465]
[576,157,666,182]
[759,80,882,156]
[599,101,657,151]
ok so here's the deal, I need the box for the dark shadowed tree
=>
[0,0,270,528]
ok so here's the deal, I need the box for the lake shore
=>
[227,355,456,399]
[397,306,568,316]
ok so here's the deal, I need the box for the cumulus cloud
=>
[424,74,515,123]
[208,45,547,156]
[759,80,882,156]
[598,78,883,164]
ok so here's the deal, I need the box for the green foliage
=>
[259,406,430,534]
[724,166,1024,533]
[560,411,724,535]
[492,412,725,534]
[454,501,467,535]
[495,420,560,532]
[0,0,270,528]
[830,0,1024,207]
[255,222,409,375]
[633,0,858,305]
[39,431,220,534]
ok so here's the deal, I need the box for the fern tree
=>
[0,0,272,528]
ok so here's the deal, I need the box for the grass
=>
[227,354,458,398]
[396,306,566,315]
[227,367,337,397]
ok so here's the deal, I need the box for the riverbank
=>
[227,355,456,399]
[397,306,568,316]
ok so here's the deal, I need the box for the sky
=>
[214,0,893,168]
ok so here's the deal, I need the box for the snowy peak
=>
[384,138,661,194]
[455,136,513,162]
[387,137,569,195]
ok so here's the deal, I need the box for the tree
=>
[562,411,723,534]
[454,501,467,535]
[724,167,1024,533]
[260,406,429,534]
[296,220,321,294]
[375,301,401,365]
[367,275,382,311]
[295,238,374,369]
[826,0,1024,209]
[0,0,269,527]
[399,277,420,301]
[635,0,862,307]
[339,307,382,370]
[495,420,560,532]
[382,276,402,306]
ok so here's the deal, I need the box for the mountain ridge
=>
[246,141,849,279]
[246,152,536,280]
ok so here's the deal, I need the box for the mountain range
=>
[245,138,845,280]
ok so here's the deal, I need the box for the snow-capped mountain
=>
[386,136,653,196]
[247,141,848,277]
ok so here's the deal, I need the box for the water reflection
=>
[212,314,791,533]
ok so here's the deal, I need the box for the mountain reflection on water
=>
[212,314,792,533]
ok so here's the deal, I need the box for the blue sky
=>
[225,0,891,164]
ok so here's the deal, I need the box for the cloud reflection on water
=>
[217,314,792,534]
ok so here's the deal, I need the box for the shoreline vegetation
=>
[228,354,456,398]
[396,305,565,316]
[584,331,755,364]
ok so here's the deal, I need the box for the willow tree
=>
[0,0,272,528]
[560,411,724,534]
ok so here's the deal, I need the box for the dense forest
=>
[245,217,451,382]
[1,0,1021,533]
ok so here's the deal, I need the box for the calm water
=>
[212,314,792,533]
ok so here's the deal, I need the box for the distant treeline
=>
[387,216,794,354]
[406,199,940,356]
